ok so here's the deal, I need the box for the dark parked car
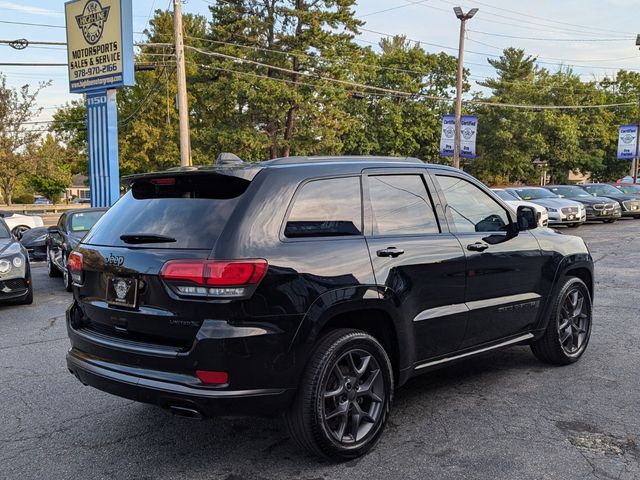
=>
[544,185,621,223]
[577,184,640,218]
[46,208,107,291]
[0,219,32,305]
[611,183,640,195]
[19,226,48,261]
[65,157,594,460]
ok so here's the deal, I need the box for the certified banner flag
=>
[440,115,478,158]
[617,125,638,160]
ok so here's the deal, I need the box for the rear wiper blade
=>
[120,233,176,244]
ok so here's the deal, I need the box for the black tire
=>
[47,247,61,278]
[284,329,394,460]
[62,254,73,292]
[530,277,592,365]
[567,223,581,228]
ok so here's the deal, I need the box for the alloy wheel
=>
[322,349,386,445]
[558,288,590,355]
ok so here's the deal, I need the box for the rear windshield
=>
[69,211,105,232]
[83,174,250,249]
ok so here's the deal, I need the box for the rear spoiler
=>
[123,164,261,186]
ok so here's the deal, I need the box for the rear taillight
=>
[67,251,83,285]
[160,259,268,298]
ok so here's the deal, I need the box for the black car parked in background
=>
[65,157,594,459]
[46,208,107,291]
[0,219,32,305]
[577,183,640,218]
[19,226,48,261]
[544,185,621,223]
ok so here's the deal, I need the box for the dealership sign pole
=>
[440,114,478,161]
[617,125,639,183]
[64,0,135,207]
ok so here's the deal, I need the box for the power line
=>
[467,29,635,42]
[357,0,430,18]
[460,0,636,37]
[359,26,640,72]
[0,63,67,66]
[142,42,638,110]
[433,0,627,37]
[465,37,640,63]
[0,20,64,29]
[404,1,619,38]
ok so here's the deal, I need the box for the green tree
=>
[200,0,363,159]
[28,134,73,204]
[0,74,50,205]
[341,36,460,162]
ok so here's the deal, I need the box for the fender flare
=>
[289,285,413,375]
[536,253,594,333]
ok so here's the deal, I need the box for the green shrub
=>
[13,193,35,204]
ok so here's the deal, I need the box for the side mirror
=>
[517,206,538,231]
[47,226,61,235]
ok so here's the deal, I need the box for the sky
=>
[1,0,639,125]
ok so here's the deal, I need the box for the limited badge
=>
[75,0,110,45]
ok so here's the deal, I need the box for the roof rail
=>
[263,155,424,166]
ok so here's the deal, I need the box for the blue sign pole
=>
[86,89,120,207]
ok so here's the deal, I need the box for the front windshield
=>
[548,186,590,198]
[492,190,514,201]
[510,188,558,200]
[615,185,640,194]
[0,221,10,239]
[582,184,621,196]
[68,211,105,233]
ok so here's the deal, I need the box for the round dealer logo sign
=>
[75,0,111,45]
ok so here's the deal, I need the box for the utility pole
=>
[173,0,191,167]
[453,7,478,170]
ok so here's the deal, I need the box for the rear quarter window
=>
[83,174,250,249]
[284,176,362,238]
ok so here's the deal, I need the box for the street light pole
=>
[453,7,478,170]
[173,0,191,167]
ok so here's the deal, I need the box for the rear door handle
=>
[467,242,489,252]
[376,247,405,258]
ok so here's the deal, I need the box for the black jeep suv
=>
[66,156,594,460]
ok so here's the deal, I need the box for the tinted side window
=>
[368,175,439,236]
[436,175,510,233]
[285,177,362,238]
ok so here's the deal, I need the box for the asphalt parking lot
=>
[1,220,639,480]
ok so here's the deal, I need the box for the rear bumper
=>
[67,348,295,416]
